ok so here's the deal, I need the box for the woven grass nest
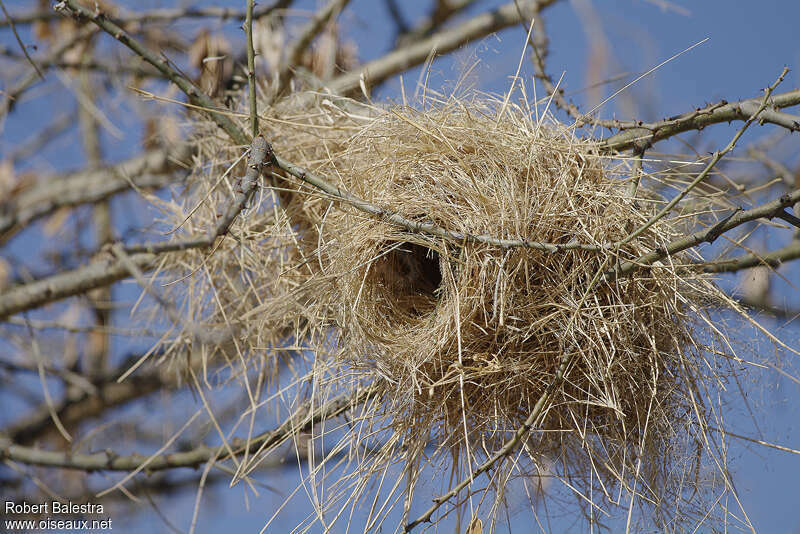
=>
[164,92,732,527]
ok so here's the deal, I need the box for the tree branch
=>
[619,68,789,244]
[245,0,259,138]
[5,357,169,444]
[0,0,44,79]
[1,24,97,115]
[701,240,800,273]
[272,0,351,100]
[599,89,800,153]
[396,0,479,47]
[0,384,379,472]
[519,0,587,121]
[0,136,270,320]
[270,153,605,252]
[324,0,558,98]
[0,145,191,243]
[605,188,800,280]
[0,251,158,320]
[55,0,250,146]
[1,0,293,27]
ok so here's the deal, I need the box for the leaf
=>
[466,517,482,534]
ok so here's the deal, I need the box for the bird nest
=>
[159,92,735,529]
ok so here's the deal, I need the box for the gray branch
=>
[600,89,800,153]
[0,384,379,472]
[0,145,191,243]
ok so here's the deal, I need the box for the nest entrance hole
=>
[383,242,443,301]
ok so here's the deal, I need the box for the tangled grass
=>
[151,89,746,531]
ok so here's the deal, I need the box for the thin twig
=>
[626,150,645,198]
[0,43,160,77]
[701,240,800,273]
[1,24,96,115]
[0,0,43,79]
[517,0,588,122]
[733,296,800,322]
[272,0,351,100]
[55,0,249,146]
[324,0,557,99]
[620,67,789,245]
[0,384,379,472]
[245,0,259,138]
[384,0,410,36]
[709,426,800,456]
[395,0,478,47]
[599,88,800,153]
[2,0,293,27]
[606,188,800,280]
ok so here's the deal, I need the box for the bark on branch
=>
[599,89,800,153]
[0,384,379,472]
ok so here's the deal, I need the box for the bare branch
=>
[748,146,795,188]
[0,251,158,320]
[0,384,379,472]
[519,0,586,121]
[1,24,97,115]
[210,135,272,238]
[620,67,789,244]
[0,136,270,319]
[273,0,351,100]
[735,296,800,322]
[606,188,800,280]
[384,0,410,36]
[1,0,293,27]
[4,142,794,322]
[51,0,598,261]
[701,241,800,273]
[55,0,250,146]
[271,153,605,252]
[325,0,558,98]
[0,0,44,79]
[599,88,800,153]
[0,145,191,243]
[6,358,169,444]
[396,0,479,47]
[0,43,161,77]
[245,0,259,138]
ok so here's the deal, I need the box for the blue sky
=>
[2,0,800,532]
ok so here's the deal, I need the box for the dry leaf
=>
[188,30,233,97]
[0,258,10,292]
[466,517,482,534]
